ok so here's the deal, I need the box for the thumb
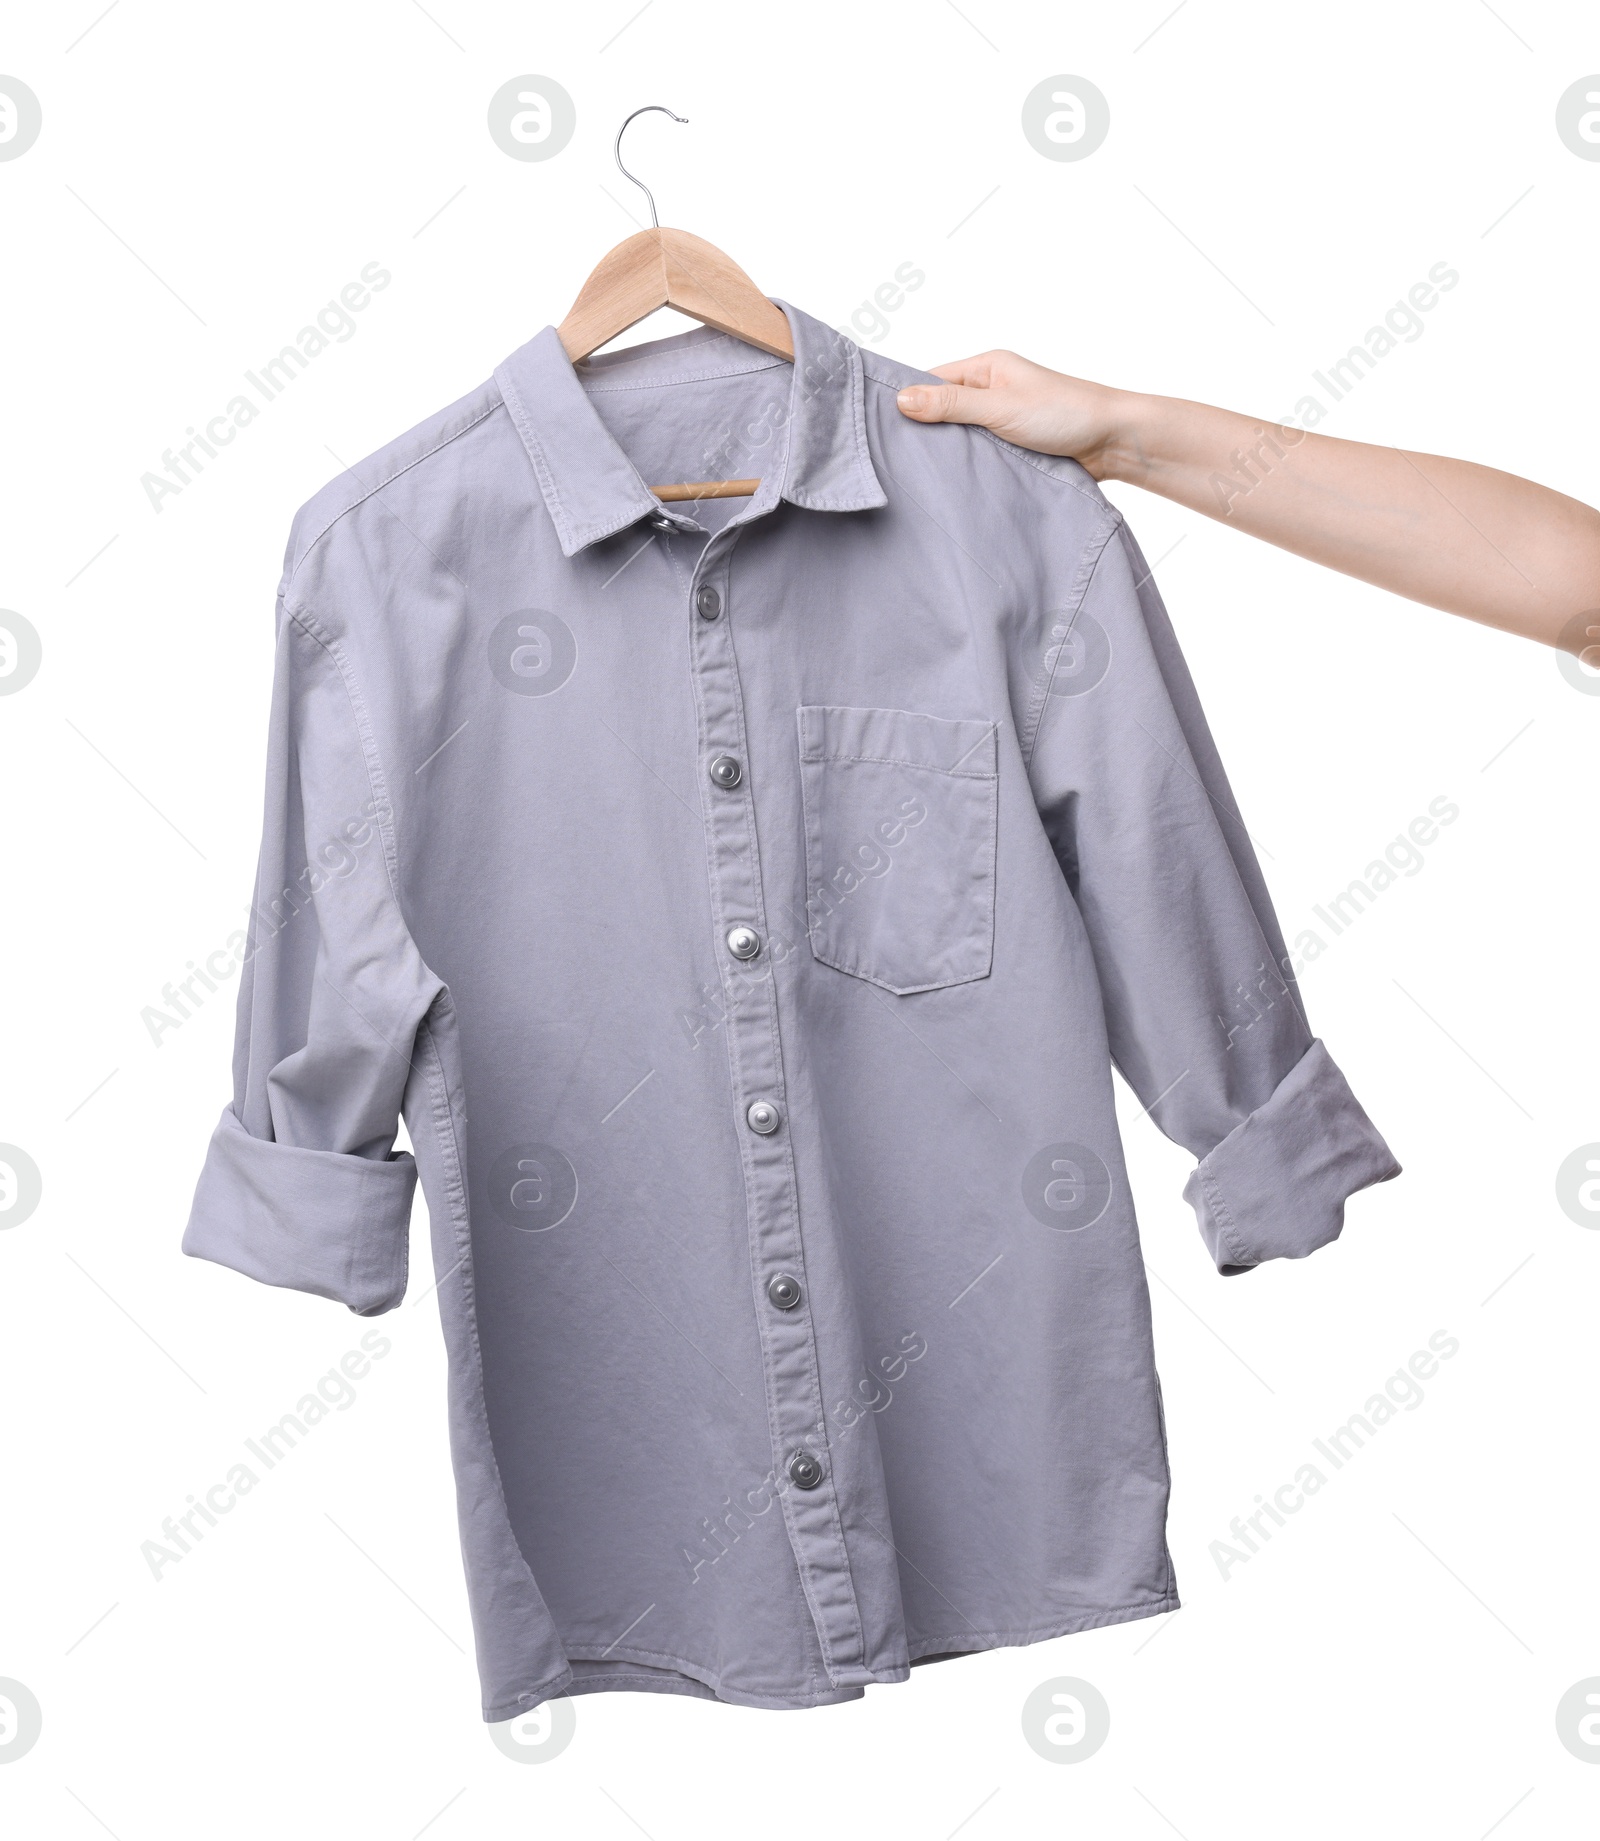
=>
[895,381,998,428]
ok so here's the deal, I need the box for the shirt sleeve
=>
[1025,512,1400,1274]
[183,591,443,1315]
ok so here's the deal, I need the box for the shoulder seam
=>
[859,362,1119,518]
[283,396,503,595]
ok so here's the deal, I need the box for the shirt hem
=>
[906,1592,1180,1661]
[484,1666,575,1724]
[485,1594,1181,1718]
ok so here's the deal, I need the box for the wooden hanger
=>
[557,108,792,503]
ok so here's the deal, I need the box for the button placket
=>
[684,534,868,1683]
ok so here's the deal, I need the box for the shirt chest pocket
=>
[797,705,998,996]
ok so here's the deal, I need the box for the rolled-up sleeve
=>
[183,588,442,1314]
[1181,1037,1397,1274]
[1026,512,1400,1273]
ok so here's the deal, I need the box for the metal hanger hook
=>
[614,105,687,230]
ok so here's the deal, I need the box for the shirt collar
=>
[493,299,887,557]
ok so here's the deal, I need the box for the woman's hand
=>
[896,351,1137,482]
[896,349,1600,653]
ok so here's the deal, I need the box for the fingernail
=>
[897,388,923,412]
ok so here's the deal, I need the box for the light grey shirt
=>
[184,301,1400,1718]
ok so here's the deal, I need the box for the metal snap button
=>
[788,1450,824,1490]
[709,754,742,789]
[745,1100,780,1136]
[696,585,722,621]
[767,1273,802,1311]
[726,925,761,961]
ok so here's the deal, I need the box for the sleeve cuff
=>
[1182,1038,1400,1275]
[182,1105,416,1315]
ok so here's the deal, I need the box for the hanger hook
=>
[615,104,686,230]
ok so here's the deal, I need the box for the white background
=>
[2,1,1597,1834]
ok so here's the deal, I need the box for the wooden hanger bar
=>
[653,478,760,502]
[557,109,793,505]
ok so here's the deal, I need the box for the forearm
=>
[1100,392,1600,650]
